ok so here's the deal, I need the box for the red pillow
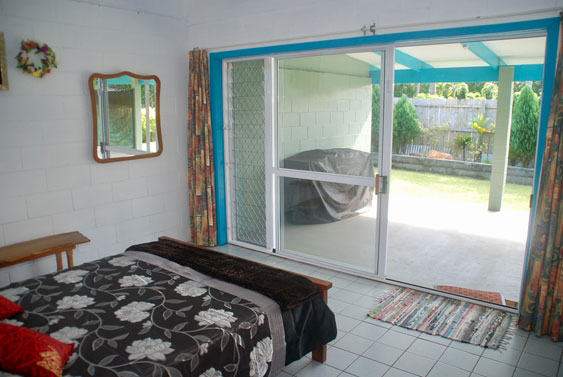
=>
[0,323,74,377]
[0,294,24,319]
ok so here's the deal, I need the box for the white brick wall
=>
[0,0,189,286]
[0,171,47,197]
[279,69,372,159]
[46,165,91,190]
[91,163,129,185]
[187,1,561,53]
[95,202,133,227]
[2,0,559,286]
[3,217,54,245]
[52,209,96,234]
[112,177,149,202]
[0,198,27,224]
[117,217,151,243]
[72,184,113,209]
[27,191,73,218]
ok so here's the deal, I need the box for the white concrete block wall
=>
[186,0,562,50]
[1,0,561,287]
[279,69,372,159]
[0,0,189,286]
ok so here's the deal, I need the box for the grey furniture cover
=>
[283,148,374,224]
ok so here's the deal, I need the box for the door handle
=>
[375,174,387,195]
[375,174,380,195]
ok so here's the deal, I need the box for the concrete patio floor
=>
[386,195,528,303]
[282,193,529,304]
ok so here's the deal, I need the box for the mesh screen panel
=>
[226,60,267,247]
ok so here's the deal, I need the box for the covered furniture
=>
[283,148,375,224]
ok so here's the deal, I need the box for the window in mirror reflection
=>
[90,72,162,163]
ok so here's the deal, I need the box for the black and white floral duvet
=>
[0,252,284,377]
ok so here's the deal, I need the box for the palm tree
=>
[454,134,473,161]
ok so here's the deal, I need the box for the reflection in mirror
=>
[89,72,162,162]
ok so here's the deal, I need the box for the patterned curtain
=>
[188,49,217,246]
[518,18,563,340]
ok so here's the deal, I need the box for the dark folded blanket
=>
[126,239,320,310]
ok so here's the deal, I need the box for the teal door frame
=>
[209,17,560,293]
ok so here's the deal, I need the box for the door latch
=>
[375,174,388,195]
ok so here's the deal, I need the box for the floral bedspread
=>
[0,254,278,377]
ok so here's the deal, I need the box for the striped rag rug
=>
[368,288,517,349]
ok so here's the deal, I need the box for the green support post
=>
[488,66,514,211]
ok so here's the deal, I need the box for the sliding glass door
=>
[384,36,545,306]
[218,18,557,308]
[275,50,393,275]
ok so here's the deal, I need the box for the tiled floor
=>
[214,243,563,377]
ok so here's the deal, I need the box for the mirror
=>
[0,33,8,90]
[89,71,163,162]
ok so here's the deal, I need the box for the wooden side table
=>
[0,231,90,271]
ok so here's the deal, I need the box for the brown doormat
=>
[435,285,505,305]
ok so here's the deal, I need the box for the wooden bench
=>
[0,231,90,271]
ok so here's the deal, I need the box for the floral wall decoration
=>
[15,39,58,78]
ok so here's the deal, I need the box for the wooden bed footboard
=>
[305,275,331,363]
[157,237,332,363]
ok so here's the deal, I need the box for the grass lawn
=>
[388,168,532,212]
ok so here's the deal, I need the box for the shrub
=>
[371,84,381,151]
[415,93,441,99]
[454,134,473,161]
[469,114,493,162]
[510,85,540,167]
[466,92,482,99]
[468,82,485,93]
[514,81,543,97]
[141,107,156,142]
[436,83,453,98]
[394,83,418,98]
[481,82,498,99]
[452,83,469,99]
[393,94,421,152]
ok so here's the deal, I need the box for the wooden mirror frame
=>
[0,33,9,91]
[89,71,163,163]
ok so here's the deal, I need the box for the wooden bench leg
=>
[312,347,327,363]
[55,252,63,271]
[66,248,75,268]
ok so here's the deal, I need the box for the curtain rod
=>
[202,7,561,53]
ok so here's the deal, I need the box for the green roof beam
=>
[374,50,433,72]
[462,41,506,69]
[394,49,434,72]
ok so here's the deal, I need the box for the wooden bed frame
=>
[158,236,332,363]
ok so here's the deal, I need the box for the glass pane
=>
[385,36,545,305]
[280,176,377,273]
[278,52,382,178]
[140,80,157,152]
[226,60,267,247]
[108,88,135,148]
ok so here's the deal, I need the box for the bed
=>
[0,237,337,377]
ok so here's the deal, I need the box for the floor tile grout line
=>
[514,334,562,377]
[557,340,563,377]
[221,245,558,377]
